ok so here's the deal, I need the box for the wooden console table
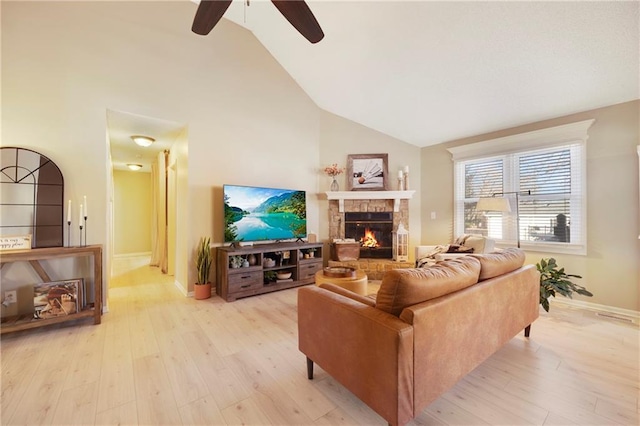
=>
[0,245,102,335]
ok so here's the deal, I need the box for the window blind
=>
[454,143,585,254]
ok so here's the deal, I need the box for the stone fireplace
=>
[327,191,414,280]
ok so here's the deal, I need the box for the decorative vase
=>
[248,253,257,266]
[330,177,339,191]
[194,283,211,300]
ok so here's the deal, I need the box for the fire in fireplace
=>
[344,212,393,259]
[361,229,379,248]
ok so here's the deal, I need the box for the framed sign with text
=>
[0,235,32,251]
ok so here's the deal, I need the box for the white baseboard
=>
[113,252,152,258]
[550,297,639,324]
[174,279,188,296]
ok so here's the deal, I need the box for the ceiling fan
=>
[192,0,324,44]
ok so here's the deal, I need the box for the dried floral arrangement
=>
[324,163,345,177]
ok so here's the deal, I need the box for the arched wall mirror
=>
[0,147,64,248]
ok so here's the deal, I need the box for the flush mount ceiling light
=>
[127,163,143,171]
[131,135,155,147]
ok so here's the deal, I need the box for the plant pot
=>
[194,282,211,300]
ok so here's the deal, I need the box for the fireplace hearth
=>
[344,212,393,259]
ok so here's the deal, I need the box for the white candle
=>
[79,204,83,226]
[67,200,71,222]
[404,165,409,174]
[398,170,403,178]
[83,195,87,218]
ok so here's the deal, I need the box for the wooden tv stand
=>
[0,245,102,335]
[216,242,323,302]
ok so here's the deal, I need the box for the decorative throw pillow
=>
[453,234,472,246]
[464,236,488,254]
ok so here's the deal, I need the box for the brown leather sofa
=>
[298,248,539,426]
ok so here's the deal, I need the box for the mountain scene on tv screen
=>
[224,187,306,242]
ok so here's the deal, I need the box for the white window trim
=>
[448,119,594,256]
[448,119,594,160]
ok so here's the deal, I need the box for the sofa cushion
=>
[376,256,481,317]
[470,248,525,281]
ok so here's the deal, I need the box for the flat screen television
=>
[223,184,307,244]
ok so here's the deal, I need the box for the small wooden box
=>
[332,242,360,261]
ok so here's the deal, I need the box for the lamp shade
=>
[476,197,511,212]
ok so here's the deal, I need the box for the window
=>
[449,120,593,255]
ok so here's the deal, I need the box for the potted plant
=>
[194,237,212,300]
[264,271,277,284]
[537,258,593,312]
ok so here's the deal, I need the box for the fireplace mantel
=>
[325,190,415,212]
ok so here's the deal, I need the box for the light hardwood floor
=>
[1,257,638,425]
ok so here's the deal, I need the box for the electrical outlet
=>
[430,211,437,220]
[3,290,17,305]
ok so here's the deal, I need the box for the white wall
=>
[172,128,190,293]
[420,100,640,311]
[318,111,422,256]
[113,170,152,255]
[4,2,636,313]
[2,2,320,293]
[1,2,338,296]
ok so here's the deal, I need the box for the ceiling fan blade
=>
[271,0,324,43]
[192,0,233,35]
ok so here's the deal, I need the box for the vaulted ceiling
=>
[217,0,639,147]
[109,1,639,170]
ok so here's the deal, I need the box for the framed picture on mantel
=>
[347,154,389,191]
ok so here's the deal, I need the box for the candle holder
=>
[84,216,88,247]
[397,176,404,191]
[79,224,83,247]
[67,221,71,247]
[403,170,410,190]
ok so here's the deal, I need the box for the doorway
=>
[106,109,186,293]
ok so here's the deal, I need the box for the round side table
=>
[315,269,368,296]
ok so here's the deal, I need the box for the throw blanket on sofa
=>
[416,243,474,268]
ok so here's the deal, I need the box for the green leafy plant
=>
[264,271,277,284]
[195,237,212,285]
[536,258,592,312]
